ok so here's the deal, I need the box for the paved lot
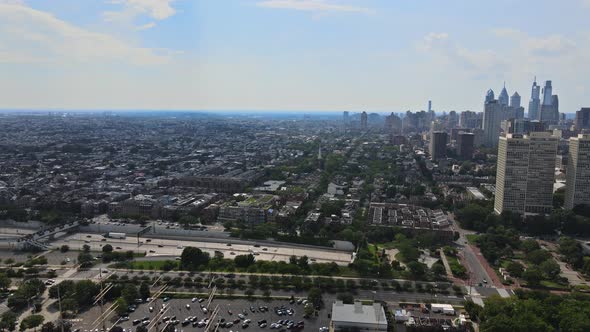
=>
[73,297,330,332]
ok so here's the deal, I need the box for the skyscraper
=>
[510,92,521,108]
[564,134,590,209]
[498,83,509,107]
[457,132,475,160]
[575,108,590,131]
[542,80,552,106]
[343,111,350,125]
[539,80,559,124]
[429,131,447,161]
[494,132,558,215]
[528,78,541,120]
[360,111,368,130]
[482,100,504,147]
[485,89,495,104]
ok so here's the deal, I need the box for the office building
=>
[447,110,459,128]
[343,111,349,125]
[494,132,558,215]
[485,89,495,104]
[403,110,434,133]
[539,80,559,124]
[385,112,402,134]
[565,134,590,209]
[459,110,482,129]
[498,84,509,106]
[510,92,521,108]
[528,78,541,120]
[482,100,504,147]
[502,118,546,135]
[360,111,368,130]
[331,301,387,332]
[575,108,590,131]
[457,132,475,160]
[429,131,447,161]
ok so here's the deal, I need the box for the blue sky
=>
[1,0,589,113]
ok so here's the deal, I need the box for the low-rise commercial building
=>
[331,301,387,332]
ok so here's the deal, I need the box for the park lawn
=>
[338,266,360,278]
[446,255,467,278]
[125,260,179,270]
[540,280,570,291]
[465,234,479,244]
[499,260,512,269]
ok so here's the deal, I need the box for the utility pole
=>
[57,285,64,332]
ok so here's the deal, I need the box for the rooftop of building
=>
[331,301,387,327]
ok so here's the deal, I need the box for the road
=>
[51,233,354,266]
[448,213,496,294]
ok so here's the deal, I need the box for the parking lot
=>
[73,297,331,332]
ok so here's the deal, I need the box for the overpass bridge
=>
[14,221,81,250]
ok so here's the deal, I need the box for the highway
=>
[51,232,354,265]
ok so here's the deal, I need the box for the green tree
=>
[0,311,18,331]
[526,249,552,265]
[407,261,427,278]
[59,245,69,253]
[40,322,55,332]
[539,260,561,280]
[0,273,11,290]
[180,247,210,270]
[21,315,44,332]
[102,244,113,253]
[78,252,93,267]
[506,261,525,278]
[82,244,90,252]
[234,254,255,269]
[307,287,323,308]
[336,293,354,304]
[74,280,99,306]
[523,267,543,288]
[121,284,139,304]
[139,282,150,300]
[115,297,129,316]
[303,303,315,317]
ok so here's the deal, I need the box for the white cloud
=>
[419,32,508,75]
[256,0,374,14]
[103,0,177,29]
[0,2,172,65]
[492,28,576,57]
[136,22,156,30]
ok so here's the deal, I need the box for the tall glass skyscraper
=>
[528,78,541,120]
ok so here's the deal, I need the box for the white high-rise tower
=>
[565,134,590,209]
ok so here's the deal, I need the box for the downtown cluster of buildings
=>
[342,77,590,217]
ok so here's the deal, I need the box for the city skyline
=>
[1,0,590,113]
